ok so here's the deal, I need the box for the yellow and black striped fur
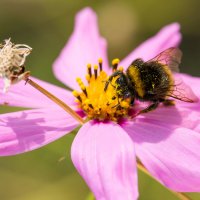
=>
[104,48,195,114]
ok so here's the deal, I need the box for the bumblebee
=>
[104,47,197,114]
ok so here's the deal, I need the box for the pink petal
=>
[53,7,109,90]
[172,73,199,102]
[124,119,200,192]
[135,105,200,133]
[173,103,200,133]
[120,23,181,69]
[0,76,75,108]
[180,73,200,97]
[71,121,138,200]
[0,107,79,156]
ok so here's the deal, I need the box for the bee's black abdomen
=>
[127,60,171,102]
[142,62,170,101]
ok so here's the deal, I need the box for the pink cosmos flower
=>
[1,7,200,200]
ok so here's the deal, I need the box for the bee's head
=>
[123,90,134,105]
[131,58,144,68]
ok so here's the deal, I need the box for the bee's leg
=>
[104,78,113,92]
[112,103,121,109]
[104,79,116,92]
[111,95,121,109]
[104,71,123,92]
[139,101,159,114]
[161,99,175,106]
[130,96,135,106]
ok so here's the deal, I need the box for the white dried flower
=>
[0,38,32,92]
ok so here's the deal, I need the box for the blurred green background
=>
[0,0,200,199]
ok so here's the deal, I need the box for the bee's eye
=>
[116,77,123,83]
[124,93,131,98]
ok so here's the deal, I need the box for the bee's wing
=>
[147,47,182,72]
[148,48,198,103]
[167,74,199,103]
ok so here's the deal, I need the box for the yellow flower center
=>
[72,58,132,122]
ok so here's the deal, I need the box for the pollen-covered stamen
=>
[85,74,90,83]
[87,64,92,77]
[88,103,94,109]
[112,58,120,72]
[76,77,83,86]
[94,65,98,79]
[72,90,82,102]
[98,58,103,71]
[73,59,132,122]
[81,85,88,97]
[118,66,124,72]
[76,78,88,97]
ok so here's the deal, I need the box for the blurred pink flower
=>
[1,7,200,200]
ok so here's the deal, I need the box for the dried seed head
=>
[0,38,32,92]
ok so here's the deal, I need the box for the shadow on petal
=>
[0,108,78,156]
[124,105,182,144]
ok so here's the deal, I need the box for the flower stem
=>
[25,78,84,125]
[137,161,192,200]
